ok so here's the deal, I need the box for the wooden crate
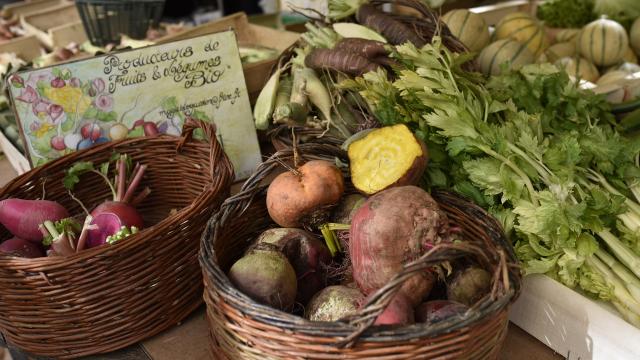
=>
[1,0,67,20]
[21,3,87,49]
[157,12,300,102]
[0,35,42,61]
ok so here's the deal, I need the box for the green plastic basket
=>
[75,0,165,46]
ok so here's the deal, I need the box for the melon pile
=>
[440,9,640,103]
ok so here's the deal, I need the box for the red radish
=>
[349,186,450,306]
[64,154,149,249]
[50,135,66,150]
[143,122,159,136]
[372,293,415,326]
[81,123,101,141]
[0,199,69,242]
[0,237,44,258]
[87,202,143,248]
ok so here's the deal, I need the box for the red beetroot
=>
[372,293,415,326]
[415,300,469,324]
[0,236,44,258]
[0,199,69,242]
[349,186,449,306]
[143,122,159,136]
[256,228,332,304]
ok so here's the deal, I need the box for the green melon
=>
[577,17,629,67]
[630,17,640,56]
[494,12,548,55]
[478,39,535,75]
[442,9,490,52]
[555,57,600,83]
[554,28,581,43]
[544,42,577,63]
[624,46,638,64]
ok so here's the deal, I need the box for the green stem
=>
[598,229,640,280]
[477,144,539,206]
[91,170,117,200]
[587,256,640,316]
[506,142,554,185]
[320,224,339,256]
[43,220,60,238]
[596,248,640,303]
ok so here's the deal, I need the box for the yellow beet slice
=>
[348,124,428,195]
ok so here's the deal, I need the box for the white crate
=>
[510,275,640,359]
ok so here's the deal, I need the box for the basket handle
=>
[177,118,234,182]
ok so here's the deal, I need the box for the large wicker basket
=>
[200,143,521,359]
[0,120,233,358]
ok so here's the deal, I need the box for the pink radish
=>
[0,199,69,242]
[81,123,101,141]
[87,202,143,248]
[65,154,148,249]
[50,135,66,150]
[0,236,44,258]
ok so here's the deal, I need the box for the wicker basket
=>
[200,143,521,359]
[0,120,233,359]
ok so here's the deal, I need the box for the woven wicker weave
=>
[200,143,521,359]
[0,119,234,359]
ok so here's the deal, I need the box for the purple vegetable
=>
[0,236,44,258]
[0,199,69,242]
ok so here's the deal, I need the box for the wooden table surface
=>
[0,156,564,360]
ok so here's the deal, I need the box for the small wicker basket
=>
[200,143,521,359]
[0,120,233,359]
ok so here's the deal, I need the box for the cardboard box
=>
[157,12,300,102]
[1,0,67,20]
[0,34,42,61]
[21,3,87,49]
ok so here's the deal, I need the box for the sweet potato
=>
[256,228,332,304]
[350,186,451,305]
[348,124,428,195]
[267,160,345,228]
[305,285,365,322]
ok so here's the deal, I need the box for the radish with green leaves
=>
[64,154,148,249]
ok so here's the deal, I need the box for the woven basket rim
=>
[0,120,228,266]
[199,142,522,345]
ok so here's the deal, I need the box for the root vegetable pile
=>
[228,165,491,327]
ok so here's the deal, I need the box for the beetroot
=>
[0,199,69,242]
[229,245,297,311]
[332,194,367,224]
[0,237,44,258]
[415,300,469,324]
[349,186,449,305]
[256,228,331,304]
[87,201,143,248]
[305,285,365,322]
[447,267,492,306]
[372,293,415,326]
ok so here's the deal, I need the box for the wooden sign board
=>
[7,30,262,179]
